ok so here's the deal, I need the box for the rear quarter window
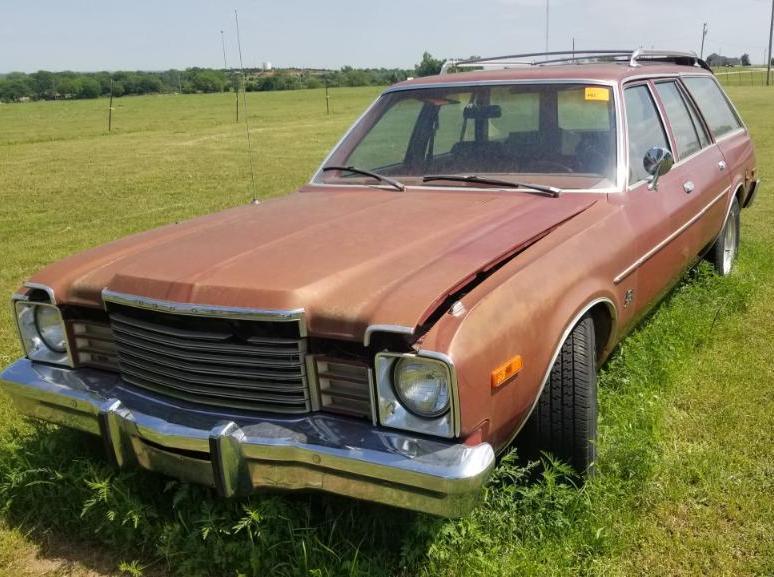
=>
[682,76,742,139]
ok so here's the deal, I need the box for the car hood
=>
[30,187,596,342]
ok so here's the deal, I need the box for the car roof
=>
[391,63,714,90]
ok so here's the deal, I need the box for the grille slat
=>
[111,314,304,357]
[71,321,120,371]
[121,374,310,414]
[112,331,303,369]
[115,338,304,380]
[117,354,307,392]
[120,364,308,403]
[315,359,373,420]
[108,304,310,414]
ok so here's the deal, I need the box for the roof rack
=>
[439,49,711,75]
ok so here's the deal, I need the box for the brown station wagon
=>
[2,49,759,517]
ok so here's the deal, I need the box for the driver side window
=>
[625,85,670,185]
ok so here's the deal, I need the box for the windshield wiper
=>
[422,174,561,198]
[322,165,406,191]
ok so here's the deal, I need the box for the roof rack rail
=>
[440,49,711,75]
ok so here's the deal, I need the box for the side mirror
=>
[643,147,674,190]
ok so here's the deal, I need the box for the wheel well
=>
[586,301,615,360]
[735,183,745,206]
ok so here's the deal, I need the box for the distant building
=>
[262,61,273,71]
[706,53,741,67]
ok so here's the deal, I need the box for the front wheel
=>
[706,197,740,276]
[519,315,597,476]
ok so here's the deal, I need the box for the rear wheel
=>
[706,197,740,276]
[519,315,597,476]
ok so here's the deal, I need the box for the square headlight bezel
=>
[12,298,73,367]
[374,351,459,439]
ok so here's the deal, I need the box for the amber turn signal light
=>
[491,355,523,388]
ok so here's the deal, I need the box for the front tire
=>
[707,197,740,276]
[519,315,597,476]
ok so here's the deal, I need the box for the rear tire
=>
[706,197,740,276]
[519,315,597,476]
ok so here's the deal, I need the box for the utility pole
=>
[545,0,550,57]
[700,22,708,59]
[108,78,114,132]
[768,0,774,85]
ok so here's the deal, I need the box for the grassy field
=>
[714,68,773,88]
[0,86,772,577]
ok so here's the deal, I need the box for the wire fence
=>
[714,68,773,87]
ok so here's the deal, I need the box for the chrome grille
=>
[315,358,374,421]
[107,304,310,414]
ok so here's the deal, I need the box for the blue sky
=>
[1,0,772,72]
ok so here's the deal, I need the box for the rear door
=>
[651,79,731,260]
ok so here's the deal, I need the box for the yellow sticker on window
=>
[585,87,610,102]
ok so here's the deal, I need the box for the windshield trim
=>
[310,79,625,191]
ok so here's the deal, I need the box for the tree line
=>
[0,53,445,103]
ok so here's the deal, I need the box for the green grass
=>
[0,86,772,576]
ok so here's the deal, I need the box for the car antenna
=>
[234,9,258,203]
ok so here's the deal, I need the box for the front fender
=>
[417,202,622,451]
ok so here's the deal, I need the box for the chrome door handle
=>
[683,181,695,194]
[718,161,727,171]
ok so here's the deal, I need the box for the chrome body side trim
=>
[363,324,415,346]
[614,186,731,284]
[0,358,494,517]
[102,289,307,336]
[498,297,617,453]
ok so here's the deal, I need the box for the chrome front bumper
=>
[0,359,494,517]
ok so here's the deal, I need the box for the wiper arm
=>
[322,165,406,191]
[422,174,561,197]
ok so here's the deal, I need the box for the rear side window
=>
[682,77,742,138]
[655,81,703,159]
[624,85,670,184]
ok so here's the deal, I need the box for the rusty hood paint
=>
[30,187,596,341]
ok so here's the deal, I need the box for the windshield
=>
[316,83,619,190]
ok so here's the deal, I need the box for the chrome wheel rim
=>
[723,212,738,274]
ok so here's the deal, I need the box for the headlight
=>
[375,353,456,438]
[393,358,450,417]
[14,301,71,366]
[34,305,67,352]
